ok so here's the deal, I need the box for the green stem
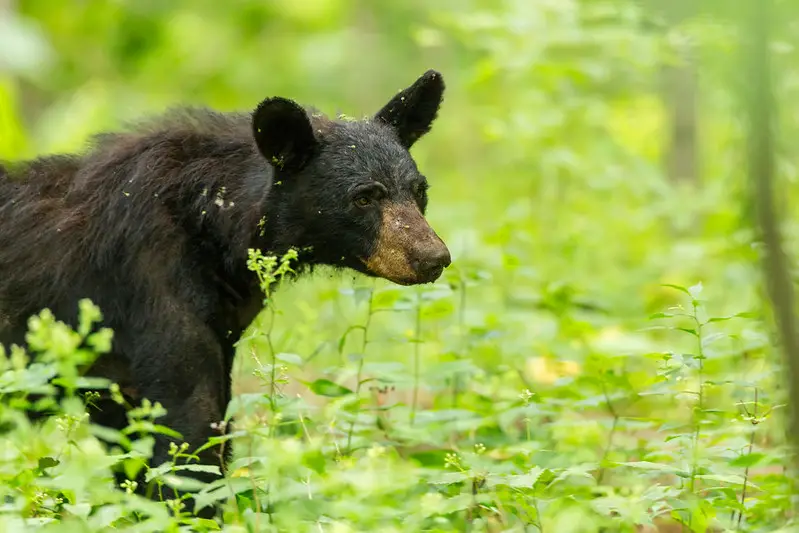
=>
[597,378,619,485]
[453,276,467,407]
[345,284,375,454]
[689,305,705,504]
[265,305,277,415]
[411,288,422,425]
[737,387,758,527]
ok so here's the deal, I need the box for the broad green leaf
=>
[695,473,756,488]
[37,456,59,472]
[615,461,685,475]
[728,452,767,468]
[661,284,691,296]
[486,466,547,489]
[159,473,208,492]
[305,378,353,397]
[173,464,222,476]
[707,311,758,323]
[275,352,303,366]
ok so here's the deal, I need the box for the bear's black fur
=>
[0,70,450,516]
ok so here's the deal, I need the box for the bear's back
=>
[0,107,266,334]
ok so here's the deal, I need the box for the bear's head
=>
[252,70,451,286]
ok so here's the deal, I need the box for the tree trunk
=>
[661,51,698,184]
[657,0,700,185]
[745,0,799,483]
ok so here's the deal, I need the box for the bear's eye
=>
[354,195,372,208]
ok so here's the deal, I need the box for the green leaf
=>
[615,461,685,475]
[305,378,353,397]
[409,449,450,467]
[486,466,547,489]
[661,283,691,296]
[414,409,480,423]
[701,332,727,348]
[695,473,755,487]
[122,421,183,439]
[191,518,222,531]
[303,449,327,475]
[275,352,303,366]
[420,298,455,320]
[90,425,132,449]
[235,491,254,513]
[226,456,268,473]
[428,471,472,485]
[63,502,91,520]
[728,452,767,468]
[159,473,208,492]
[37,456,60,472]
[71,376,113,389]
[173,464,222,476]
[87,504,126,529]
[194,478,252,512]
[648,312,674,319]
[372,287,404,309]
[193,430,250,455]
[707,311,758,323]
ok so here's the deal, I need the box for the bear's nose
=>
[411,247,451,283]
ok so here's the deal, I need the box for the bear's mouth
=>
[360,258,444,286]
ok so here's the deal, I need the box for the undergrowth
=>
[0,248,796,533]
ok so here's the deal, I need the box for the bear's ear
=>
[252,97,317,172]
[374,69,445,149]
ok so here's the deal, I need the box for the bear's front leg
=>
[120,315,233,520]
[145,378,229,519]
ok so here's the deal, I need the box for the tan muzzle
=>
[361,202,451,285]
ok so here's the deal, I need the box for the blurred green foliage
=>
[2,0,799,531]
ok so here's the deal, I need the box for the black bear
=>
[0,70,450,516]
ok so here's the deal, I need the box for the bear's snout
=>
[363,202,451,285]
